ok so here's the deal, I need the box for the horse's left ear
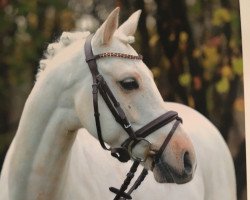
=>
[92,7,120,45]
[117,10,142,36]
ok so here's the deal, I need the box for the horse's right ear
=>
[117,10,141,37]
[92,7,120,46]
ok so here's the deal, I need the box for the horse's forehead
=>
[92,37,152,78]
[102,60,140,77]
[98,55,151,79]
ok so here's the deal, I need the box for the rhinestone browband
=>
[95,52,143,60]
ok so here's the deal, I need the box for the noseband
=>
[84,35,182,199]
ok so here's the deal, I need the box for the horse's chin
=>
[152,158,193,184]
[153,170,173,183]
[152,163,175,183]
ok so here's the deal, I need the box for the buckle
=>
[92,83,98,94]
[124,123,131,129]
[96,74,103,82]
[85,56,96,62]
[128,138,152,162]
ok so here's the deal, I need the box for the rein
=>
[84,34,182,199]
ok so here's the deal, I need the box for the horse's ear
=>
[92,7,120,45]
[117,10,141,36]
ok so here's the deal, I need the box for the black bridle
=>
[84,34,182,199]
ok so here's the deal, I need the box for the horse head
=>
[37,7,196,185]
[76,8,196,184]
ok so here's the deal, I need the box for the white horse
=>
[0,8,236,200]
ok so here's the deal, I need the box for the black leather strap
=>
[97,76,136,138]
[154,120,181,163]
[85,35,137,153]
[85,35,110,150]
[136,111,182,137]
[122,111,182,148]
[110,160,140,200]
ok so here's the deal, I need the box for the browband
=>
[86,52,143,62]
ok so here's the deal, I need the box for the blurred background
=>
[0,0,246,199]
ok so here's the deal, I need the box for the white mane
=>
[36,30,135,80]
[36,31,90,80]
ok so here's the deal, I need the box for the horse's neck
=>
[7,70,82,199]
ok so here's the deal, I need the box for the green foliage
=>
[178,73,191,87]
[216,77,230,94]
[212,8,231,26]
[232,57,243,75]
[0,0,75,141]
[149,0,243,122]
[202,45,220,69]
[0,1,75,87]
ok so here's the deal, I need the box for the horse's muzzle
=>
[152,151,196,184]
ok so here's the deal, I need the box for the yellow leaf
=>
[215,77,230,94]
[160,56,170,70]
[232,57,243,76]
[179,31,189,43]
[27,13,38,28]
[221,65,233,79]
[178,73,191,87]
[193,48,201,58]
[149,34,159,47]
[202,46,219,68]
[188,95,195,108]
[212,8,231,26]
[234,97,244,112]
[151,67,161,78]
[60,10,74,30]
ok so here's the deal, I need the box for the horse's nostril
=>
[183,152,192,174]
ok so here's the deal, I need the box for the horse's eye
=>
[119,78,139,90]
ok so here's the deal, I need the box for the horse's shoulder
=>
[166,102,223,141]
[166,102,231,159]
[166,102,236,199]
[0,136,18,200]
